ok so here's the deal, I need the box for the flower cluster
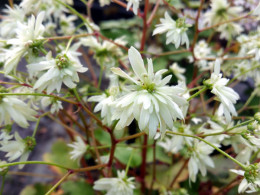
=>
[0,0,259,194]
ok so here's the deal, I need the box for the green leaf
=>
[43,139,79,174]
[145,161,189,189]
[20,183,51,195]
[94,129,111,145]
[61,180,94,195]
[146,145,171,164]
[114,146,142,167]
[153,57,168,72]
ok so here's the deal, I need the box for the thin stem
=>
[98,65,104,89]
[117,132,146,143]
[188,86,203,92]
[190,0,204,62]
[166,131,246,170]
[79,47,98,87]
[198,55,254,62]
[250,148,260,163]
[150,141,157,190]
[154,49,190,57]
[238,90,257,114]
[0,161,70,170]
[187,87,207,101]
[0,93,77,104]
[169,159,189,188]
[81,104,110,131]
[229,64,260,84]
[125,149,135,176]
[140,0,149,51]
[54,0,94,31]
[147,0,161,26]
[65,37,74,52]
[32,112,49,137]
[73,164,106,173]
[39,47,48,55]
[201,119,255,137]
[107,134,117,177]
[98,34,129,51]
[47,114,84,139]
[0,175,6,195]
[45,171,72,195]
[141,134,148,192]
[8,171,58,179]
[0,71,23,83]
[45,33,94,41]
[0,161,106,173]
[62,109,86,133]
[199,13,251,32]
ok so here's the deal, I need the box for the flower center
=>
[56,54,70,69]
[142,83,155,93]
[245,164,259,183]
[176,18,190,31]
[216,8,227,17]
[24,136,36,151]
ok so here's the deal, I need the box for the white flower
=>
[153,12,191,48]
[0,5,26,39]
[188,140,215,182]
[4,11,45,74]
[158,124,193,154]
[170,63,186,82]
[93,170,135,195]
[203,0,243,40]
[0,128,13,144]
[248,39,260,61]
[58,14,77,35]
[200,120,230,147]
[81,36,126,69]
[111,47,187,138]
[192,40,213,70]
[127,0,140,15]
[0,95,37,128]
[253,2,260,16]
[67,136,88,162]
[0,132,32,169]
[41,97,63,113]
[230,164,260,193]
[27,51,88,94]
[20,0,72,20]
[204,0,242,26]
[89,95,115,126]
[206,59,240,122]
[217,22,243,40]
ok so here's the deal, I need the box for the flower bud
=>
[24,136,36,151]
[248,122,256,131]
[254,112,260,123]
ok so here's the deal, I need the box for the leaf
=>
[94,129,111,145]
[20,183,51,195]
[146,145,171,164]
[145,161,189,190]
[43,139,79,174]
[61,180,94,195]
[207,155,237,185]
[153,57,168,72]
[114,146,142,167]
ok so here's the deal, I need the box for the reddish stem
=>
[140,0,150,51]
[140,134,148,192]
